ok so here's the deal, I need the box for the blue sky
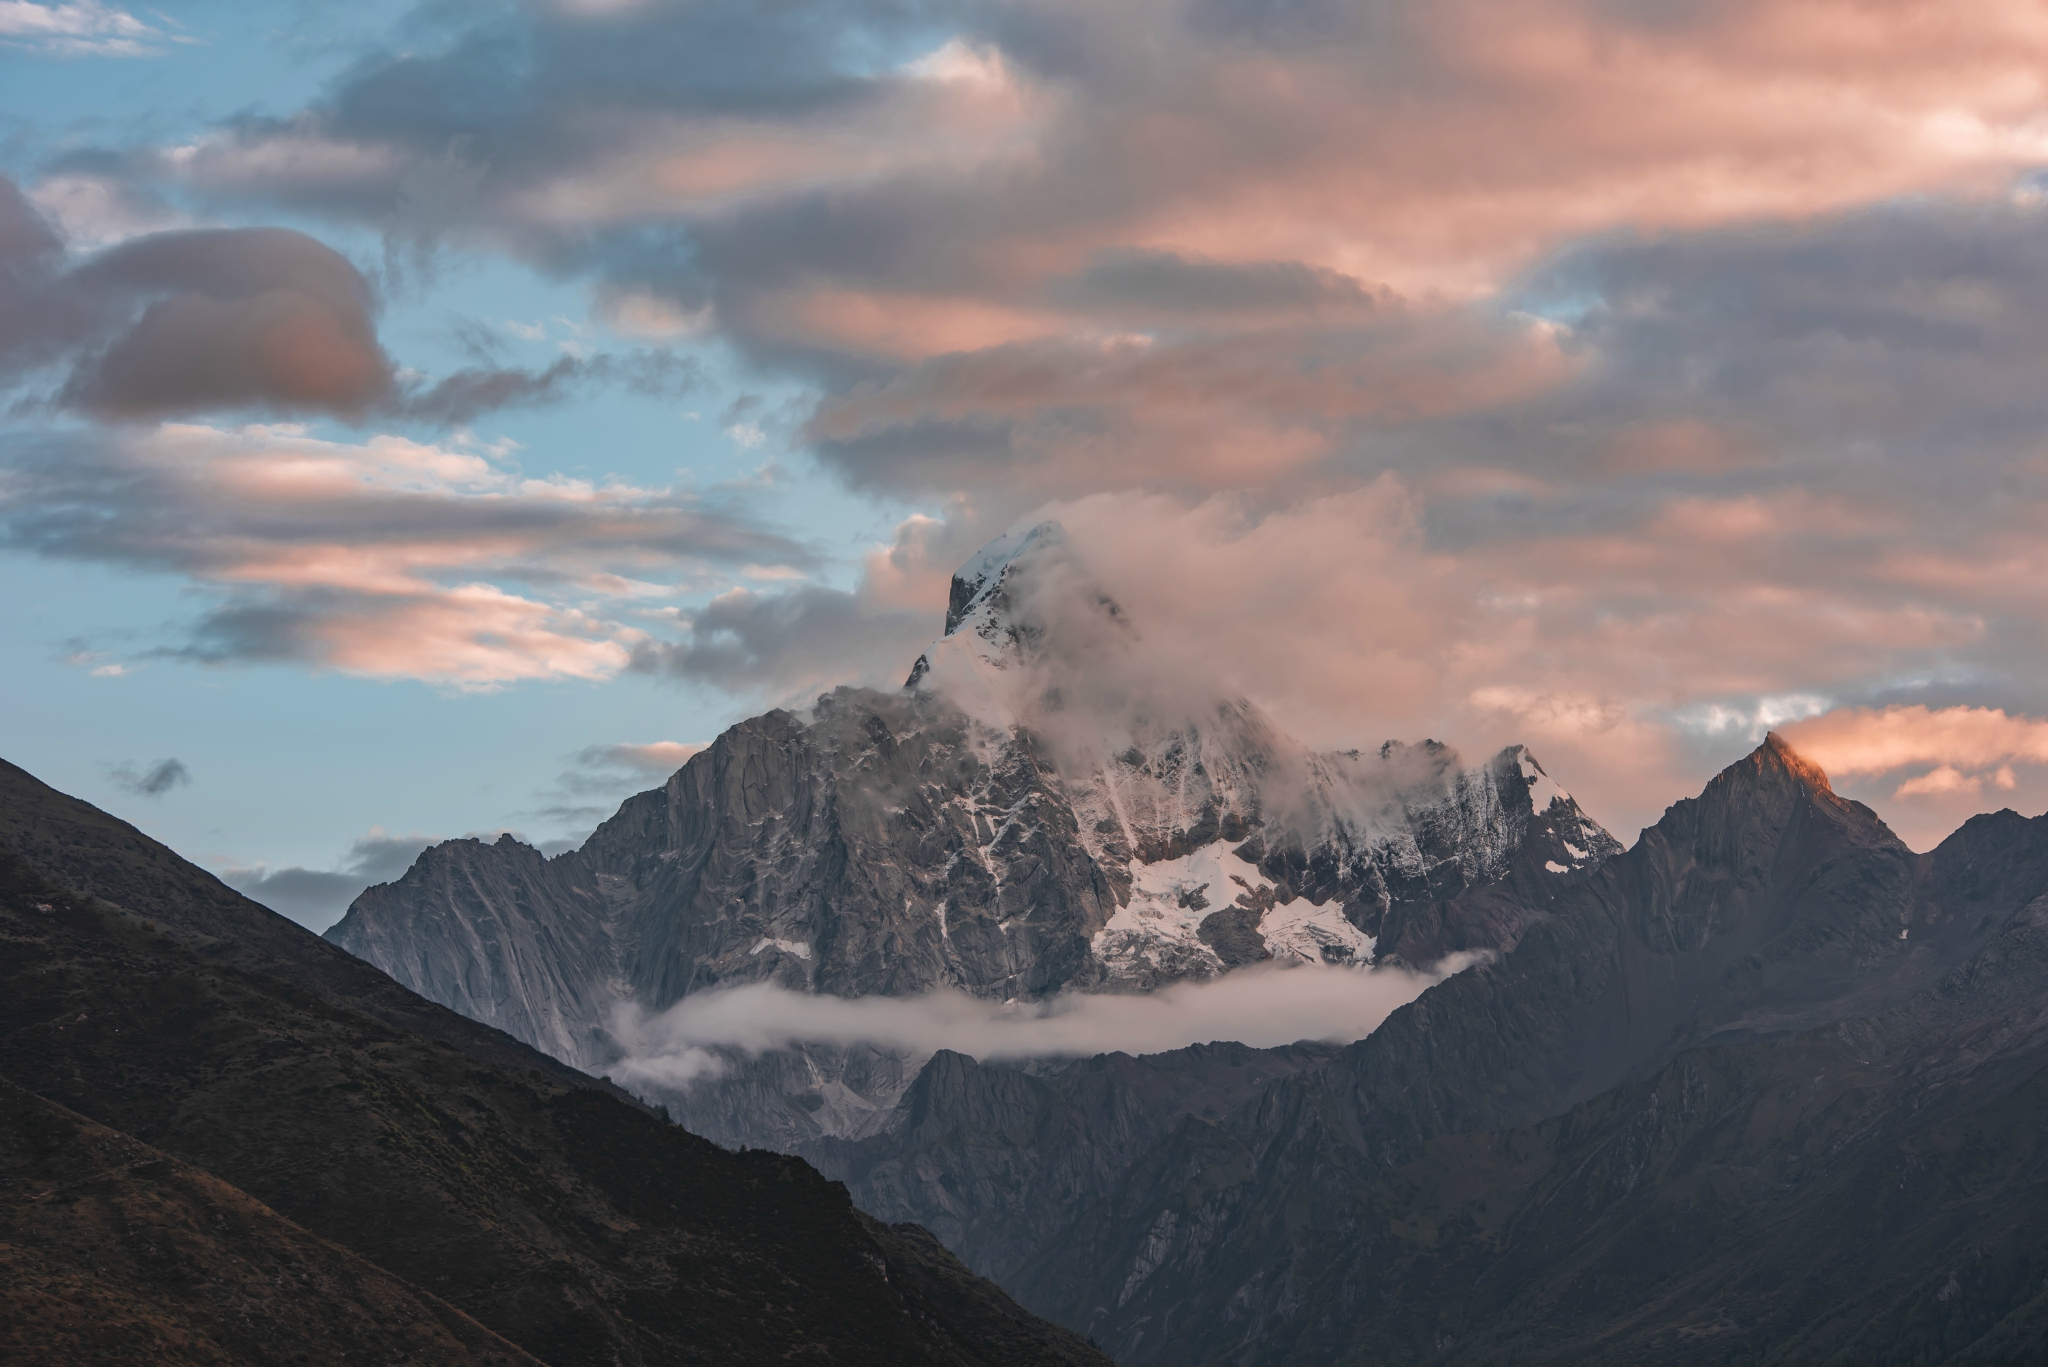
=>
[1,0,935,919]
[10,0,2048,927]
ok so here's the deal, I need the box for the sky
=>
[8,0,2048,931]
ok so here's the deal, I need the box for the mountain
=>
[286,517,2048,1362]
[0,758,1112,1367]
[953,736,2048,1362]
[326,522,1621,1147]
[1,1076,544,1367]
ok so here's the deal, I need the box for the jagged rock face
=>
[595,698,1119,1007]
[327,521,1620,1146]
[334,688,1121,1074]
[327,689,1614,1139]
[332,833,621,1067]
[792,748,1652,1298]
[960,734,2048,1364]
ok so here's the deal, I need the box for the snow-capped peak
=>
[904,520,1101,712]
[945,520,1067,635]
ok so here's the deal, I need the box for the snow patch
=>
[1545,860,1569,874]
[1094,840,1374,977]
[1257,897,1375,966]
[1519,747,1570,813]
[1094,843,1263,974]
[749,937,813,961]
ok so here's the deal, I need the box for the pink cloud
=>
[8,422,805,688]
[306,583,636,686]
[1782,706,2048,778]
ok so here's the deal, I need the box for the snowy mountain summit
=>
[327,524,1621,1144]
[899,520,1620,985]
[904,519,1076,693]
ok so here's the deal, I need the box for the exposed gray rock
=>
[327,524,1620,1147]
[984,734,2048,1363]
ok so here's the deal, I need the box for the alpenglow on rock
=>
[326,523,1621,1145]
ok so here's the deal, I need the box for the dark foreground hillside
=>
[0,758,1112,1367]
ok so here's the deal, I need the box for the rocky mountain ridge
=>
[0,756,1112,1367]
[912,734,2048,1362]
[285,512,2048,1362]
[328,523,1619,1145]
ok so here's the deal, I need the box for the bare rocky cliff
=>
[326,524,1620,1146]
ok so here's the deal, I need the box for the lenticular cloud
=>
[606,954,1485,1088]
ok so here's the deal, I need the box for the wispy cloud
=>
[107,756,189,796]
[524,740,710,833]
[0,0,179,57]
[0,421,812,687]
[608,955,1485,1089]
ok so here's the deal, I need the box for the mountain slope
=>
[803,1040,1344,1284]
[0,757,628,1104]
[325,525,1620,1147]
[797,736,1648,1290]
[1002,735,2048,1362]
[0,1077,544,1367]
[0,763,1113,1367]
[1347,1012,2048,1365]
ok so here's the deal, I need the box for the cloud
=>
[0,421,812,686]
[221,829,436,930]
[874,471,2048,846]
[174,203,2047,830]
[0,0,171,57]
[57,227,395,417]
[627,582,934,699]
[107,757,189,796]
[395,348,705,426]
[27,173,189,250]
[528,739,711,830]
[804,309,1575,499]
[608,504,999,706]
[134,0,2048,297]
[1782,706,2048,801]
[0,180,397,418]
[607,954,1483,1088]
[20,2,2048,855]
[0,175,704,425]
[42,0,2040,450]
[578,740,708,775]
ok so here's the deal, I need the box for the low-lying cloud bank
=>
[607,955,1484,1088]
